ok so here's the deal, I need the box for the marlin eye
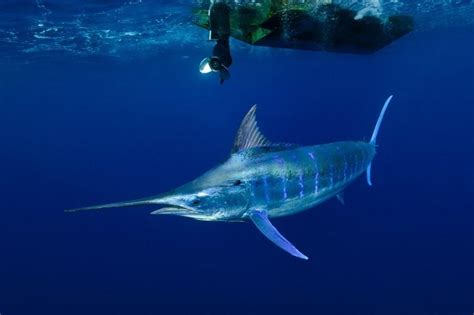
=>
[233,180,242,186]
[192,199,201,205]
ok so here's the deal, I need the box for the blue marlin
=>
[67,96,393,260]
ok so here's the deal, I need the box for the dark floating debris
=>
[193,1,414,54]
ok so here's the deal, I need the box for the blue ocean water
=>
[0,1,473,314]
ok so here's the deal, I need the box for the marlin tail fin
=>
[367,95,393,186]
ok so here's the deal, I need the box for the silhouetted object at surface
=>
[199,2,232,84]
[194,2,413,54]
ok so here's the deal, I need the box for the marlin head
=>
[148,174,250,221]
[66,162,250,222]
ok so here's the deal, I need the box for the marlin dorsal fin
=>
[231,105,271,154]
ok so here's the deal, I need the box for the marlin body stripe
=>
[234,141,373,219]
[67,96,394,260]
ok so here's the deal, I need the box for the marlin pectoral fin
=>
[249,209,308,260]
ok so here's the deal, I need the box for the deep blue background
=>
[0,26,473,314]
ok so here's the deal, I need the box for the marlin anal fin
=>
[231,105,271,154]
[336,192,345,205]
[249,209,308,260]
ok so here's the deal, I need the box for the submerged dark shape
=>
[193,1,413,54]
